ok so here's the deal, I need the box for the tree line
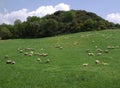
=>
[0,10,120,39]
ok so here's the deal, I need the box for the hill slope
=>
[0,30,120,88]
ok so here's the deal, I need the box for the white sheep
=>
[88,53,94,56]
[104,50,109,53]
[6,60,12,64]
[37,58,42,62]
[102,62,109,65]
[97,53,102,56]
[4,55,9,58]
[95,60,100,64]
[83,63,88,67]
[12,61,15,64]
[46,59,50,63]
[96,48,103,53]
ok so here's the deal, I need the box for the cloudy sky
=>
[0,0,120,24]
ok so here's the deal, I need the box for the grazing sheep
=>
[55,45,61,48]
[30,51,34,54]
[6,60,12,64]
[74,42,79,45]
[102,62,109,65]
[83,63,88,67]
[46,59,50,63]
[4,55,9,58]
[97,53,102,56]
[96,48,103,53]
[43,53,48,57]
[95,46,98,48]
[88,53,94,56]
[86,49,90,52]
[59,47,63,50]
[19,49,23,53]
[25,48,35,51]
[12,61,15,64]
[104,50,109,53]
[28,53,33,57]
[92,40,95,43]
[115,45,119,49]
[24,52,28,56]
[107,46,115,49]
[95,60,100,64]
[37,58,42,62]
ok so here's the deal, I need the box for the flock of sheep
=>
[5,44,64,65]
[83,42,119,67]
[4,33,119,68]
[5,47,50,65]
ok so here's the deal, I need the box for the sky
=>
[0,0,120,24]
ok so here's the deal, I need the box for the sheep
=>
[104,50,109,53]
[88,53,94,56]
[95,60,100,64]
[96,48,103,53]
[30,51,34,54]
[24,52,28,56]
[28,53,33,57]
[107,46,115,49]
[115,45,119,49]
[74,42,79,45]
[95,46,98,48]
[37,58,42,62]
[92,40,95,43]
[83,63,88,67]
[12,61,15,64]
[25,48,35,51]
[46,59,50,63]
[97,53,102,56]
[19,49,23,53]
[55,45,61,48]
[102,62,109,65]
[86,49,90,52]
[6,60,12,64]
[59,47,63,50]
[4,55,9,58]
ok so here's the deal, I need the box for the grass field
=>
[0,29,120,88]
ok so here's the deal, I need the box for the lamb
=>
[19,49,23,53]
[102,62,109,65]
[104,50,109,53]
[6,60,12,64]
[83,63,88,67]
[107,46,115,49]
[96,48,103,53]
[37,58,42,62]
[6,60,15,64]
[88,53,94,56]
[95,60,100,64]
[4,55,9,58]
[24,52,28,56]
[12,61,15,64]
[86,49,90,52]
[97,53,102,56]
[46,59,50,63]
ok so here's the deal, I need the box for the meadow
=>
[0,29,120,88]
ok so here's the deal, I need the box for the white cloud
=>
[55,3,70,11]
[106,13,120,24]
[0,3,70,24]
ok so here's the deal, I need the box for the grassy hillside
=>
[0,29,120,88]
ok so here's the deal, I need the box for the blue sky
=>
[0,0,120,24]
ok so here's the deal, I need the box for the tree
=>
[62,11,76,23]
[84,19,95,31]
[0,26,12,39]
